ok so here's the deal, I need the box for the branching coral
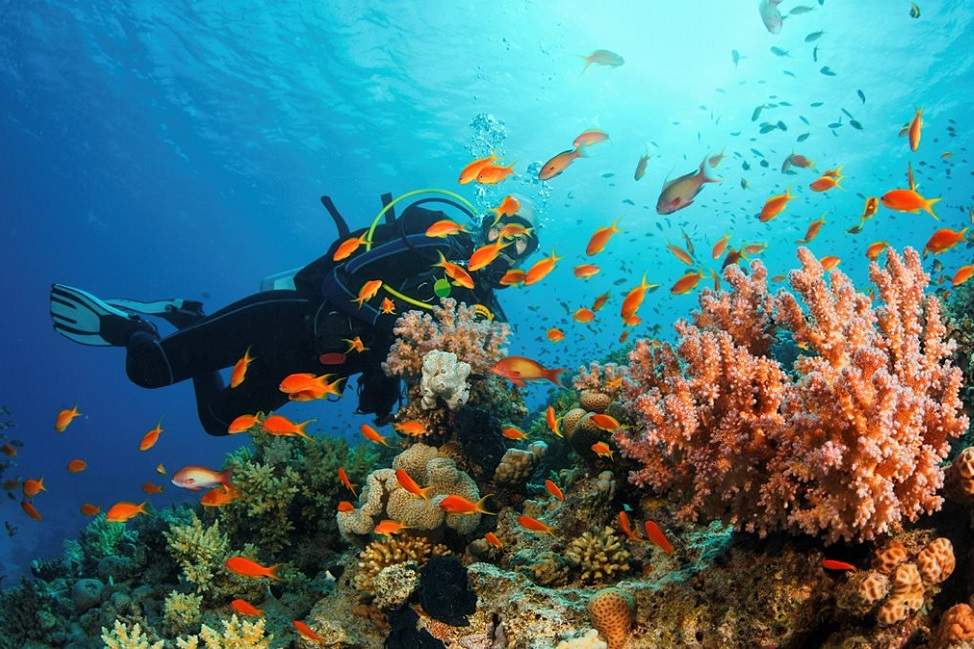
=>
[164,513,229,595]
[101,620,164,649]
[174,615,272,649]
[383,298,510,377]
[615,248,969,542]
[353,534,449,594]
[162,591,202,635]
[565,527,631,584]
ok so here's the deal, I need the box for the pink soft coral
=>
[383,298,510,377]
[615,248,968,543]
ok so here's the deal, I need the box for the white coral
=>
[420,350,471,410]
[555,629,607,649]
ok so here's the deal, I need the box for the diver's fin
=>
[320,196,351,239]
[107,297,205,329]
[380,192,396,224]
[50,284,155,346]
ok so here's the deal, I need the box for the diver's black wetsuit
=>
[124,202,507,436]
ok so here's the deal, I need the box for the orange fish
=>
[353,280,383,307]
[502,425,528,441]
[796,215,826,244]
[589,414,621,432]
[393,420,428,437]
[225,556,280,580]
[499,223,532,240]
[343,336,368,353]
[490,356,563,388]
[458,153,498,184]
[279,373,339,398]
[952,265,974,287]
[80,503,100,517]
[771,274,786,283]
[21,500,42,522]
[469,240,510,272]
[670,271,703,295]
[591,441,614,459]
[539,148,583,181]
[822,166,842,179]
[485,532,504,549]
[820,256,841,271]
[1,442,16,457]
[285,376,345,403]
[229,346,255,389]
[925,227,968,255]
[374,519,410,535]
[139,421,163,451]
[586,220,620,256]
[666,243,695,265]
[395,469,432,500]
[293,620,324,644]
[434,251,475,289]
[758,188,792,222]
[230,599,264,618]
[591,292,610,311]
[618,511,640,542]
[439,494,495,515]
[908,108,923,152]
[573,129,609,148]
[861,197,879,220]
[337,500,355,513]
[142,481,163,495]
[381,297,397,314]
[499,269,527,286]
[477,162,516,185]
[821,559,857,572]
[573,307,596,323]
[881,188,941,220]
[338,467,357,496]
[22,478,45,498]
[546,327,565,343]
[200,484,240,507]
[227,413,262,434]
[544,479,565,502]
[644,520,673,553]
[865,241,889,261]
[55,405,81,432]
[620,274,658,319]
[517,514,553,534]
[622,313,641,327]
[332,233,368,261]
[711,234,731,260]
[425,219,468,238]
[67,459,87,473]
[523,250,561,285]
[573,264,601,280]
[172,465,232,491]
[546,405,561,438]
[361,423,393,448]
[618,330,630,344]
[810,174,840,192]
[785,153,815,169]
[710,268,720,291]
[262,415,314,440]
[156,463,167,475]
[106,501,147,523]
[493,195,521,219]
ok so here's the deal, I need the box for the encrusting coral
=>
[614,248,969,542]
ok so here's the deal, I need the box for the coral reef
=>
[946,446,974,503]
[565,528,631,584]
[175,615,272,648]
[418,555,478,626]
[555,629,608,649]
[587,588,634,649]
[615,248,969,542]
[421,349,472,410]
[935,604,974,647]
[101,621,164,649]
[162,591,202,635]
[372,564,420,610]
[353,534,449,594]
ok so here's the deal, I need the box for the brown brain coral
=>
[946,446,974,504]
[873,539,910,574]
[588,588,634,649]
[916,537,955,585]
[354,534,449,594]
[936,603,974,647]
[566,528,631,584]
[877,562,924,626]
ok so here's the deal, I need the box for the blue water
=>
[0,0,971,578]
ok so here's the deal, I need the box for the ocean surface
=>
[0,0,972,582]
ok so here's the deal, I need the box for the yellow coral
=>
[354,534,449,594]
[163,591,203,635]
[101,620,164,649]
[566,527,631,584]
[176,615,272,649]
[164,513,229,594]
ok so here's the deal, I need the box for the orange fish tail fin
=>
[544,368,565,386]
[219,468,234,485]
[698,157,720,184]
[137,501,148,514]
[419,486,433,500]
[267,564,282,581]
[476,494,497,516]
[297,419,316,439]
[925,197,942,220]
[574,145,589,158]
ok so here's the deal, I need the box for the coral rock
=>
[566,528,632,584]
[579,390,612,413]
[71,578,104,613]
[916,537,955,585]
[420,350,471,411]
[877,562,924,626]
[373,564,420,611]
[556,629,608,649]
[587,588,634,649]
[936,604,974,647]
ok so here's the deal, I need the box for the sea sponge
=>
[916,537,955,585]
[566,528,631,584]
[936,603,974,647]
[101,621,164,649]
[877,562,924,626]
[946,447,974,504]
[494,442,547,484]
[420,350,471,410]
[873,539,910,574]
[372,564,420,610]
[164,513,229,595]
[579,390,611,413]
[175,615,272,649]
[353,534,449,594]
[556,629,608,649]
[162,591,203,635]
[587,588,634,649]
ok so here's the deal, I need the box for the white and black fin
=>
[50,284,153,346]
[107,297,204,329]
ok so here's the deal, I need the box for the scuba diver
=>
[49,190,538,436]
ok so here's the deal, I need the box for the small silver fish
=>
[634,153,651,181]
[759,0,784,34]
